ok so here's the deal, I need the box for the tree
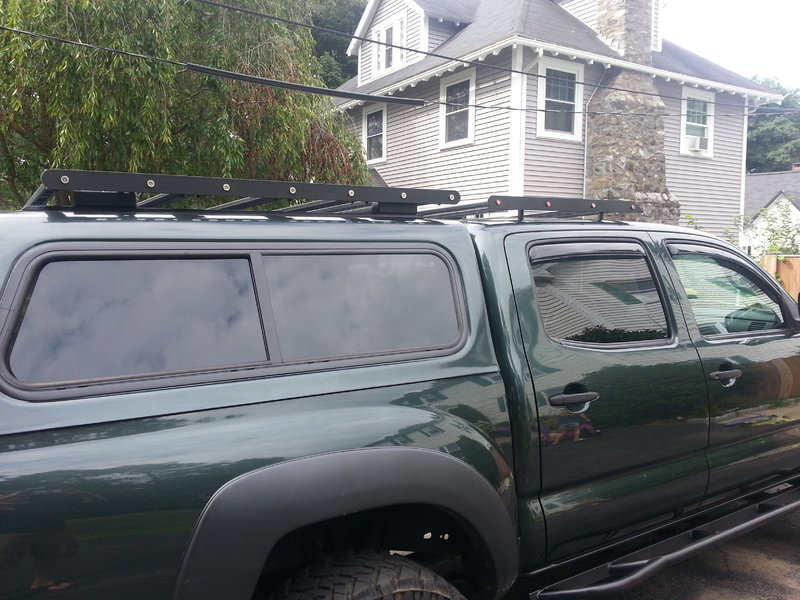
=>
[0,0,367,207]
[746,78,800,173]
[310,0,366,88]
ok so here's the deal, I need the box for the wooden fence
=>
[761,254,800,301]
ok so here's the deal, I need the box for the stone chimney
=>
[595,0,657,64]
[585,0,679,224]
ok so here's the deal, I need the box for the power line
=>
[0,24,794,121]
[0,25,424,107]
[192,0,787,112]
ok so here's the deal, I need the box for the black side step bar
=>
[532,484,800,599]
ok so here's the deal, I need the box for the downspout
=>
[509,45,526,196]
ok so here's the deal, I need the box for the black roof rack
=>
[421,195,643,222]
[23,170,460,216]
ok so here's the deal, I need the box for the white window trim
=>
[680,87,715,158]
[363,103,387,164]
[371,17,406,77]
[536,57,584,142]
[439,68,476,150]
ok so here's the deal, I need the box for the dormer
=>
[348,0,478,86]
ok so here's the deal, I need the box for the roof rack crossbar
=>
[23,170,461,215]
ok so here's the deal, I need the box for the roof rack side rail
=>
[421,196,643,221]
[23,170,461,215]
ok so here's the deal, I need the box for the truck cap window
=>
[8,258,267,384]
[530,244,669,344]
[263,253,461,361]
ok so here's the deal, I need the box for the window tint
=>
[671,253,783,336]
[530,249,669,344]
[263,253,460,361]
[9,258,267,384]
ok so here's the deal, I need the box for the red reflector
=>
[591,202,597,208]
[546,201,552,207]
[495,199,502,206]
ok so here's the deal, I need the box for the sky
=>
[660,0,799,92]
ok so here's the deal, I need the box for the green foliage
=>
[310,0,366,88]
[682,214,704,231]
[0,0,367,207]
[739,197,800,256]
[746,78,800,173]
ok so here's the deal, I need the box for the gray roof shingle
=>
[339,0,777,98]
[745,171,800,215]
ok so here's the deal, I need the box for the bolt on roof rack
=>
[421,195,643,222]
[23,170,460,216]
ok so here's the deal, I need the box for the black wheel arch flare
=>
[172,447,519,600]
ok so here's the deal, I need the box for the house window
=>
[681,88,715,157]
[363,104,386,163]
[439,69,475,148]
[373,19,405,74]
[537,58,584,141]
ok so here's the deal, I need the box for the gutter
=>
[338,34,783,111]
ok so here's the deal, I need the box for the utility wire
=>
[192,0,791,112]
[0,24,424,107]
[0,24,794,120]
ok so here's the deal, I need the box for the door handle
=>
[709,369,742,386]
[549,391,599,407]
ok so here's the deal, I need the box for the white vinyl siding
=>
[348,52,512,204]
[558,0,597,30]
[525,55,601,198]
[660,81,746,236]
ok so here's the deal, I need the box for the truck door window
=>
[529,243,669,345]
[669,250,784,336]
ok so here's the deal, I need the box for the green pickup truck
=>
[1,170,799,600]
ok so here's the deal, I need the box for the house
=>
[741,170,800,256]
[336,0,781,235]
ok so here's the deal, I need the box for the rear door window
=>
[529,242,669,344]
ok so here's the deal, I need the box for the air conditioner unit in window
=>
[687,136,709,151]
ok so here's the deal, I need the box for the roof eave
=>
[339,34,783,110]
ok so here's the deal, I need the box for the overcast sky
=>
[661,0,799,91]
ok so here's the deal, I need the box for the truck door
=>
[655,237,800,503]
[505,232,710,562]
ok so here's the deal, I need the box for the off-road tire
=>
[271,552,467,600]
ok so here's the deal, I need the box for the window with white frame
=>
[536,58,584,141]
[372,18,405,74]
[440,69,475,148]
[363,104,387,163]
[681,88,715,157]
